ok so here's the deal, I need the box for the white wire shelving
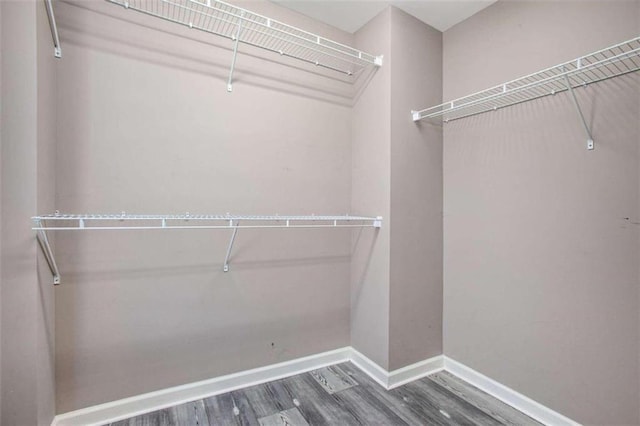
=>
[411,36,640,150]
[33,212,383,284]
[106,0,383,91]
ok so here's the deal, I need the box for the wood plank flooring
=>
[108,362,541,426]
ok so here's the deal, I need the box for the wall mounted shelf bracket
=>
[227,12,244,92]
[223,220,239,272]
[44,0,62,58]
[34,219,61,285]
[563,65,594,150]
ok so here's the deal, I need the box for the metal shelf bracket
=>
[34,219,61,285]
[44,0,62,59]
[227,12,244,93]
[223,220,239,272]
[562,65,595,150]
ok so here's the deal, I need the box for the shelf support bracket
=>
[44,0,62,58]
[227,13,244,92]
[223,221,239,272]
[34,219,61,285]
[563,68,594,150]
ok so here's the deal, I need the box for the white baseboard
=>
[52,347,351,426]
[52,348,579,426]
[349,348,391,388]
[444,356,581,426]
[387,355,444,389]
[349,348,444,390]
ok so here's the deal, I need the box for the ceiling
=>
[271,0,497,33]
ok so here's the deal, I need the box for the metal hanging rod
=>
[32,212,383,283]
[411,36,640,149]
[106,0,383,90]
[44,0,62,58]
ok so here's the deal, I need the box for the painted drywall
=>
[351,7,392,371]
[0,1,3,421]
[443,1,640,424]
[53,0,361,413]
[350,7,444,371]
[388,7,443,371]
[0,1,57,424]
[36,0,58,423]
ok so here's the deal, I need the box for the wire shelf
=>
[412,36,640,122]
[107,0,383,77]
[33,213,381,229]
[32,212,383,283]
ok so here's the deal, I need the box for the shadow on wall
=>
[443,74,640,161]
[351,227,380,303]
[59,253,353,282]
[37,251,56,423]
[55,297,350,411]
[52,228,371,412]
[54,229,354,282]
[56,0,380,107]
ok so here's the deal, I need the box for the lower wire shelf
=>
[32,212,383,284]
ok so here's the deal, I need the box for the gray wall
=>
[351,7,443,371]
[0,2,3,421]
[388,7,442,371]
[0,2,3,420]
[5,0,635,421]
[54,0,358,413]
[443,1,640,424]
[0,1,57,424]
[37,0,58,423]
[351,7,392,370]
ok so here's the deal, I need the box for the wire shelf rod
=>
[106,0,383,81]
[437,47,639,119]
[411,36,640,122]
[111,1,363,75]
[32,213,383,282]
[440,65,640,122]
[33,224,381,231]
[33,213,379,221]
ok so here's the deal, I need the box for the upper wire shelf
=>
[412,36,640,122]
[33,213,383,284]
[107,0,383,78]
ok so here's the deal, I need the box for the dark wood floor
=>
[109,362,541,426]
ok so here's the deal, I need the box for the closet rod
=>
[411,36,640,127]
[107,0,383,87]
[32,213,383,282]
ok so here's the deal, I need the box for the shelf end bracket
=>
[34,219,61,285]
[44,0,62,59]
[223,221,239,272]
[227,14,244,92]
[563,70,594,150]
